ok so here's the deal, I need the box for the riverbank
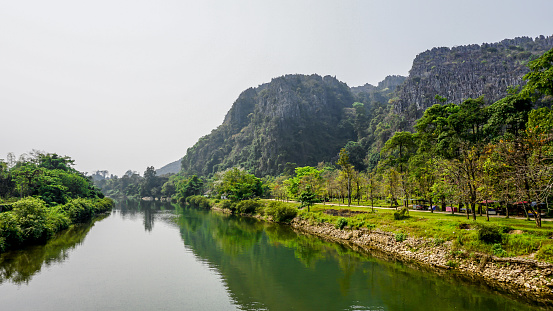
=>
[211,200,553,307]
[288,217,553,307]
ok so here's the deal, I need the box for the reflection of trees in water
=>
[175,207,542,311]
[115,199,175,232]
[0,215,108,285]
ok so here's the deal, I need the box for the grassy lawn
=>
[260,199,553,262]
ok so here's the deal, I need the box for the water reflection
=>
[115,199,175,232]
[0,201,546,310]
[0,215,108,285]
[174,206,545,311]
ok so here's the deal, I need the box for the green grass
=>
[259,199,553,262]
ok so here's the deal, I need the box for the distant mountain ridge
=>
[156,159,181,176]
[160,35,553,177]
[393,35,553,124]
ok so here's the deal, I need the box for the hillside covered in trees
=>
[181,74,358,177]
[177,36,553,178]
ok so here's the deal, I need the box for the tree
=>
[298,185,317,212]
[213,167,263,201]
[522,47,553,100]
[140,166,158,199]
[363,171,379,212]
[384,168,401,209]
[381,131,417,208]
[337,148,354,206]
[284,166,323,200]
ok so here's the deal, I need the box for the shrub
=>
[395,232,407,242]
[45,205,70,234]
[0,212,23,248]
[491,243,507,257]
[450,250,465,258]
[445,260,459,268]
[394,207,409,220]
[350,220,365,230]
[186,195,211,209]
[536,243,553,263]
[235,200,263,215]
[94,197,114,214]
[477,223,503,244]
[220,200,236,212]
[265,202,297,223]
[335,217,348,229]
[11,197,50,243]
[62,198,95,223]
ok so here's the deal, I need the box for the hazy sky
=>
[1,0,552,176]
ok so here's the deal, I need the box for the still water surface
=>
[0,201,545,310]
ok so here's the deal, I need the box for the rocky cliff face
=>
[181,74,357,177]
[393,35,553,124]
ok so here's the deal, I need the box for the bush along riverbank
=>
[0,197,114,252]
[202,199,553,306]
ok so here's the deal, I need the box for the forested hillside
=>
[174,35,553,178]
[181,74,359,177]
[392,35,553,125]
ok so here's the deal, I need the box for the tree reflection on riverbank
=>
[0,214,108,285]
[115,199,175,232]
[175,206,545,311]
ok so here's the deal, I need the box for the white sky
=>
[1,0,552,176]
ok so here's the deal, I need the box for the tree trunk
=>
[534,207,542,228]
[430,197,434,213]
[472,202,477,221]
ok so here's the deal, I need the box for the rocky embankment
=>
[290,218,553,307]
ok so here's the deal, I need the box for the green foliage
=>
[522,47,553,99]
[11,197,50,243]
[476,223,503,244]
[0,197,110,251]
[213,167,263,201]
[62,198,96,223]
[535,243,553,263]
[335,217,348,229]
[180,74,357,177]
[393,207,409,220]
[95,197,115,214]
[491,243,507,257]
[45,205,70,234]
[298,186,317,212]
[0,211,23,249]
[175,175,204,202]
[235,199,263,215]
[264,201,297,223]
[0,152,113,252]
[395,232,407,242]
[445,260,459,268]
[284,166,323,199]
[186,195,211,209]
[6,152,102,205]
[220,200,236,212]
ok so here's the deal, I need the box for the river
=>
[0,200,546,310]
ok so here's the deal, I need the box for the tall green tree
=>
[337,148,354,206]
[213,167,263,201]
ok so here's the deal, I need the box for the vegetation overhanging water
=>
[0,200,547,310]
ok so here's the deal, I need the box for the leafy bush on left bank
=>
[0,197,114,252]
